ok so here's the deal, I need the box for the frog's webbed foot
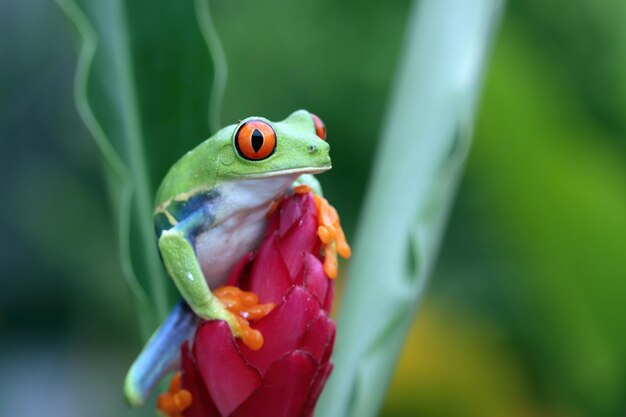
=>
[293,184,351,279]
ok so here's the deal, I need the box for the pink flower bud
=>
[180,192,335,417]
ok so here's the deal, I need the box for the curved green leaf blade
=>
[57,0,226,335]
[318,1,503,416]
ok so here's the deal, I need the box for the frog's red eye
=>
[234,119,277,161]
[311,113,327,140]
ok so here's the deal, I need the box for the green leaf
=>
[57,0,227,336]
[317,1,503,416]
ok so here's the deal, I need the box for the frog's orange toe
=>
[213,286,275,350]
[311,193,351,280]
[294,184,312,194]
[157,372,192,417]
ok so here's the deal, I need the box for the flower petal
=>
[277,193,306,236]
[225,252,255,287]
[322,321,336,365]
[231,351,318,417]
[181,342,221,417]
[248,232,292,304]
[193,321,262,416]
[298,253,329,308]
[323,280,334,313]
[278,212,320,278]
[263,202,281,238]
[301,362,333,417]
[298,312,335,362]
[239,286,320,374]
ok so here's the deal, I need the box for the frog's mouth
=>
[242,166,331,178]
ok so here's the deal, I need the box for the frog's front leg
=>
[158,219,242,336]
[124,215,240,408]
[293,173,323,196]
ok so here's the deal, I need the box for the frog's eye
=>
[234,119,277,161]
[311,113,327,140]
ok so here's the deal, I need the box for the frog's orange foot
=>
[294,184,351,278]
[213,286,275,351]
[312,194,351,279]
[293,184,312,195]
[157,372,192,417]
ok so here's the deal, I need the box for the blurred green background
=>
[1,0,624,416]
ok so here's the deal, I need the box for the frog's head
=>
[216,109,331,180]
[154,110,332,208]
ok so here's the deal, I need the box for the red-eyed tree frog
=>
[124,110,330,406]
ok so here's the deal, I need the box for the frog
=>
[124,109,330,407]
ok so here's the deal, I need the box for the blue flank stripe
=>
[154,189,220,237]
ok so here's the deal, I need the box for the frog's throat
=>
[154,166,330,215]
[239,165,331,179]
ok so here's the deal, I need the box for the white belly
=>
[192,174,299,288]
[194,208,267,287]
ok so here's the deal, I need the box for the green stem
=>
[194,0,228,133]
[114,0,169,324]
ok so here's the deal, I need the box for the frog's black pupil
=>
[251,129,264,153]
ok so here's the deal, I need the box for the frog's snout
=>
[307,138,329,155]
[305,137,331,169]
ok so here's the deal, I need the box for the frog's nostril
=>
[307,145,317,154]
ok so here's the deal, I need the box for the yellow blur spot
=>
[382,302,575,417]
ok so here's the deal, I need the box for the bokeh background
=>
[1,0,625,416]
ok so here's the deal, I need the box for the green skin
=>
[124,110,330,406]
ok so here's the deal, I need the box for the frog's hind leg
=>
[124,301,198,407]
